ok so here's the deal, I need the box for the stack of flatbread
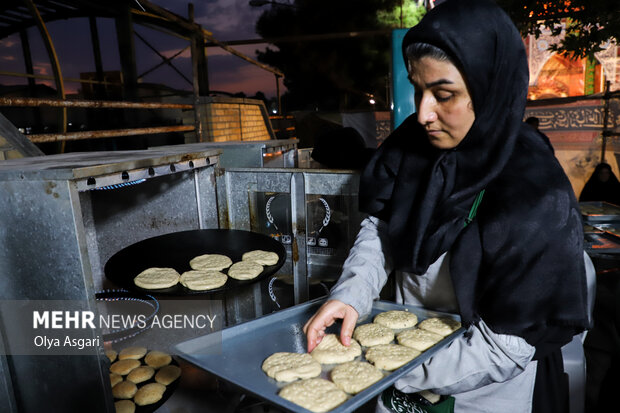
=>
[108,346,181,413]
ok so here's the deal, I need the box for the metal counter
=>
[150,138,299,168]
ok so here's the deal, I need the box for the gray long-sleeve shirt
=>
[329,216,537,412]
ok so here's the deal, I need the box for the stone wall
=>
[184,97,274,143]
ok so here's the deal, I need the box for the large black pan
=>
[104,229,286,295]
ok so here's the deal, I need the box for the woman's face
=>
[598,167,611,182]
[408,57,475,149]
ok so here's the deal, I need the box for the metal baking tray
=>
[593,224,620,240]
[173,298,464,413]
[580,201,620,223]
[104,229,286,295]
[584,232,620,254]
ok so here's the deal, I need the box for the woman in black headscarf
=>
[304,0,592,411]
[579,162,620,205]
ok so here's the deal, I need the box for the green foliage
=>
[377,1,426,28]
[496,0,620,59]
[254,0,426,111]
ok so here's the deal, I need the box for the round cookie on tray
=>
[417,317,461,337]
[310,334,362,364]
[279,377,349,413]
[364,344,420,371]
[397,328,444,352]
[373,310,418,329]
[330,361,384,394]
[353,323,394,347]
[262,352,322,382]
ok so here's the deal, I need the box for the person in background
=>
[525,116,540,129]
[525,116,554,153]
[311,126,375,170]
[303,0,592,412]
[579,162,620,206]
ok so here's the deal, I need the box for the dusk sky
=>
[0,0,282,98]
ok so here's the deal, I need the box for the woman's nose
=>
[417,95,438,124]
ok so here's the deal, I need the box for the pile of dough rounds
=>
[107,346,181,413]
[263,311,461,412]
[133,249,280,290]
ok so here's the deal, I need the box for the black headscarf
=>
[579,162,620,205]
[360,0,589,345]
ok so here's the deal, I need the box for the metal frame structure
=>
[0,0,284,149]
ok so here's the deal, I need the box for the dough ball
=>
[126,366,155,384]
[155,365,182,385]
[118,346,147,360]
[112,380,138,399]
[133,383,166,406]
[144,350,172,369]
[110,359,141,375]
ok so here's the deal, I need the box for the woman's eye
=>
[435,93,452,102]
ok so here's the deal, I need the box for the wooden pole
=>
[22,0,67,151]
[189,3,203,142]
[89,16,106,99]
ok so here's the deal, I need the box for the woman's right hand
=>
[303,299,359,353]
